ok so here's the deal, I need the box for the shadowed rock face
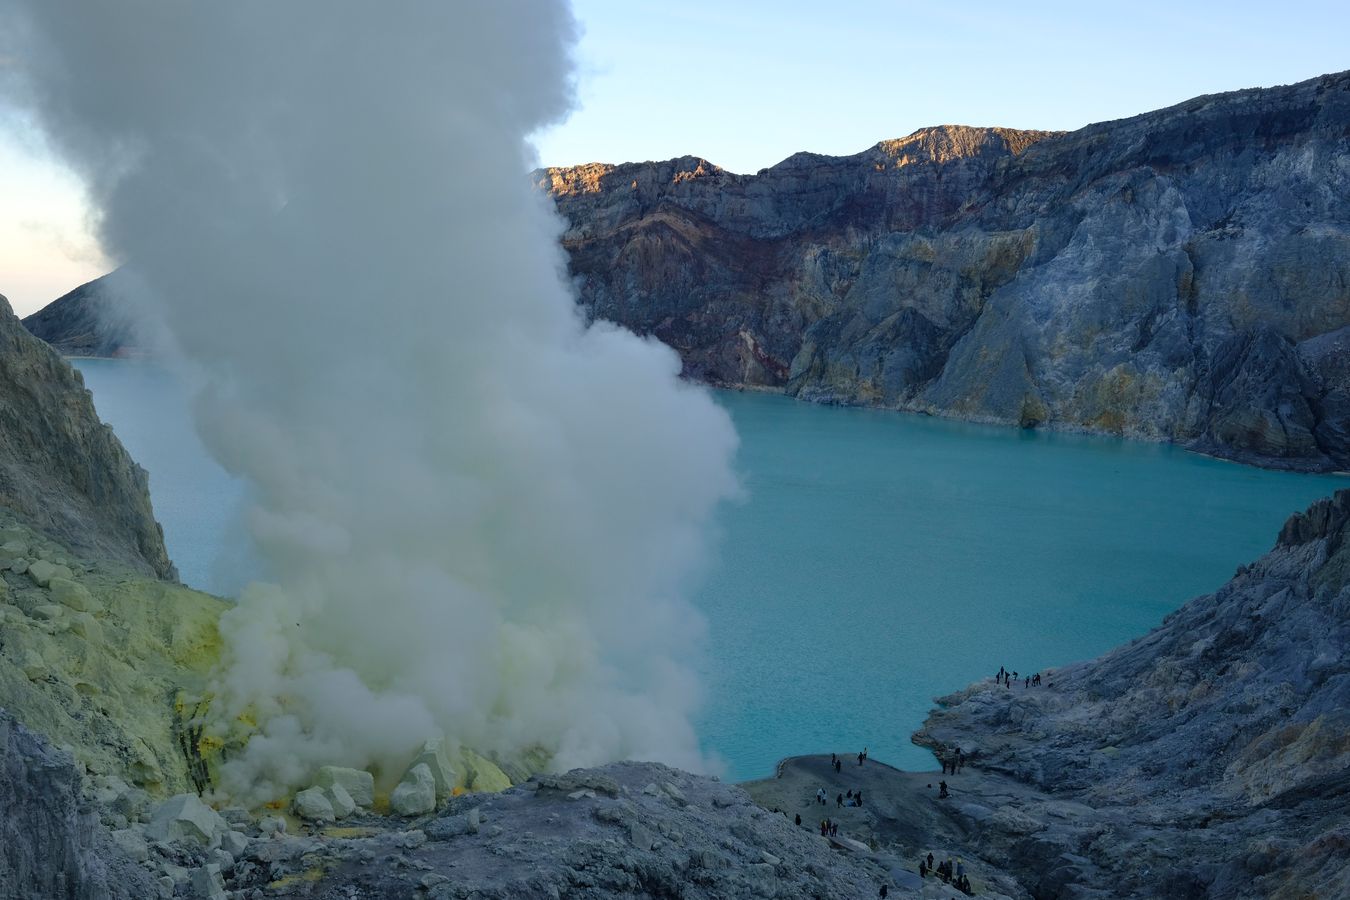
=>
[914,489,1350,898]
[544,71,1350,472]
[0,294,174,579]
[0,709,156,900]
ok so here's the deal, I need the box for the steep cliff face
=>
[545,72,1350,472]
[914,489,1350,898]
[0,293,173,578]
[0,709,156,900]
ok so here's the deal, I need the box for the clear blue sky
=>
[4,0,1349,314]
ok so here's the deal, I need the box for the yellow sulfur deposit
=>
[0,513,537,807]
[0,517,228,796]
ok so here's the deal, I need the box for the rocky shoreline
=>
[4,489,1346,898]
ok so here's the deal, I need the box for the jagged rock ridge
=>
[543,71,1350,472]
[0,293,173,578]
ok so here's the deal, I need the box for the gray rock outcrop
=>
[543,71,1350,471]
[0,708,156,900]
[240,763,897,899]
[0,292,174,578]
[912,488,1350,898]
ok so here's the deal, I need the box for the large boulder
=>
[48,577,101,613]
[145,794,226,848]
[324,782,356,819]
[27,559,72,588]
[292,787,335,822]
[408,738,457,800]
[314,766,374,808]
[390,763,436,817]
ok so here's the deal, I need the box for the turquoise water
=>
[73,361,1346,781]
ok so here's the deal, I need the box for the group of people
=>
[996,666,1042,688]
[817,817,839,837]
[919,852,973,894]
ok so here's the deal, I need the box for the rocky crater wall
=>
[544,72,1350,472]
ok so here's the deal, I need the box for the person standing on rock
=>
[939,780,949,798]
[836,793,843,807]
[834,758,842,773]
[879,884,888,897]
[927,852,935,872]
[795,813,801,826]
[857,751,864,766]
[816,788,826,805]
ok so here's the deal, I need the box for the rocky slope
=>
[20,272,140,358]
[543,71,1350,472]
[1,293,174,578]
[912,488,1350,898]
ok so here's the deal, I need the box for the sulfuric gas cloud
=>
[0,1,739,801]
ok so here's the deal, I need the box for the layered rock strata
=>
[544,71,1350,471]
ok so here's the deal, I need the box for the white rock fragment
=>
[27,559,73,588]
[48,577,102,613]
[191,863,227,900]
[258,815,286,837]
[110,827,149,862]
[325,781,356,819]
[408,737,457,799]
[390,762,436,816]
[70,611,102,643]
[315,765,375,808]
[293,786,336,822]
[207,847,235,873]
[220,829,249,857]
[146,794,227,848]
[660,781,687,805]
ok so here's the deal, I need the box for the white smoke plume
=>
[0,2,738,800]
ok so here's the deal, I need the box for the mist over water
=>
[71,364,1347,781]
[4,3,739,799]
